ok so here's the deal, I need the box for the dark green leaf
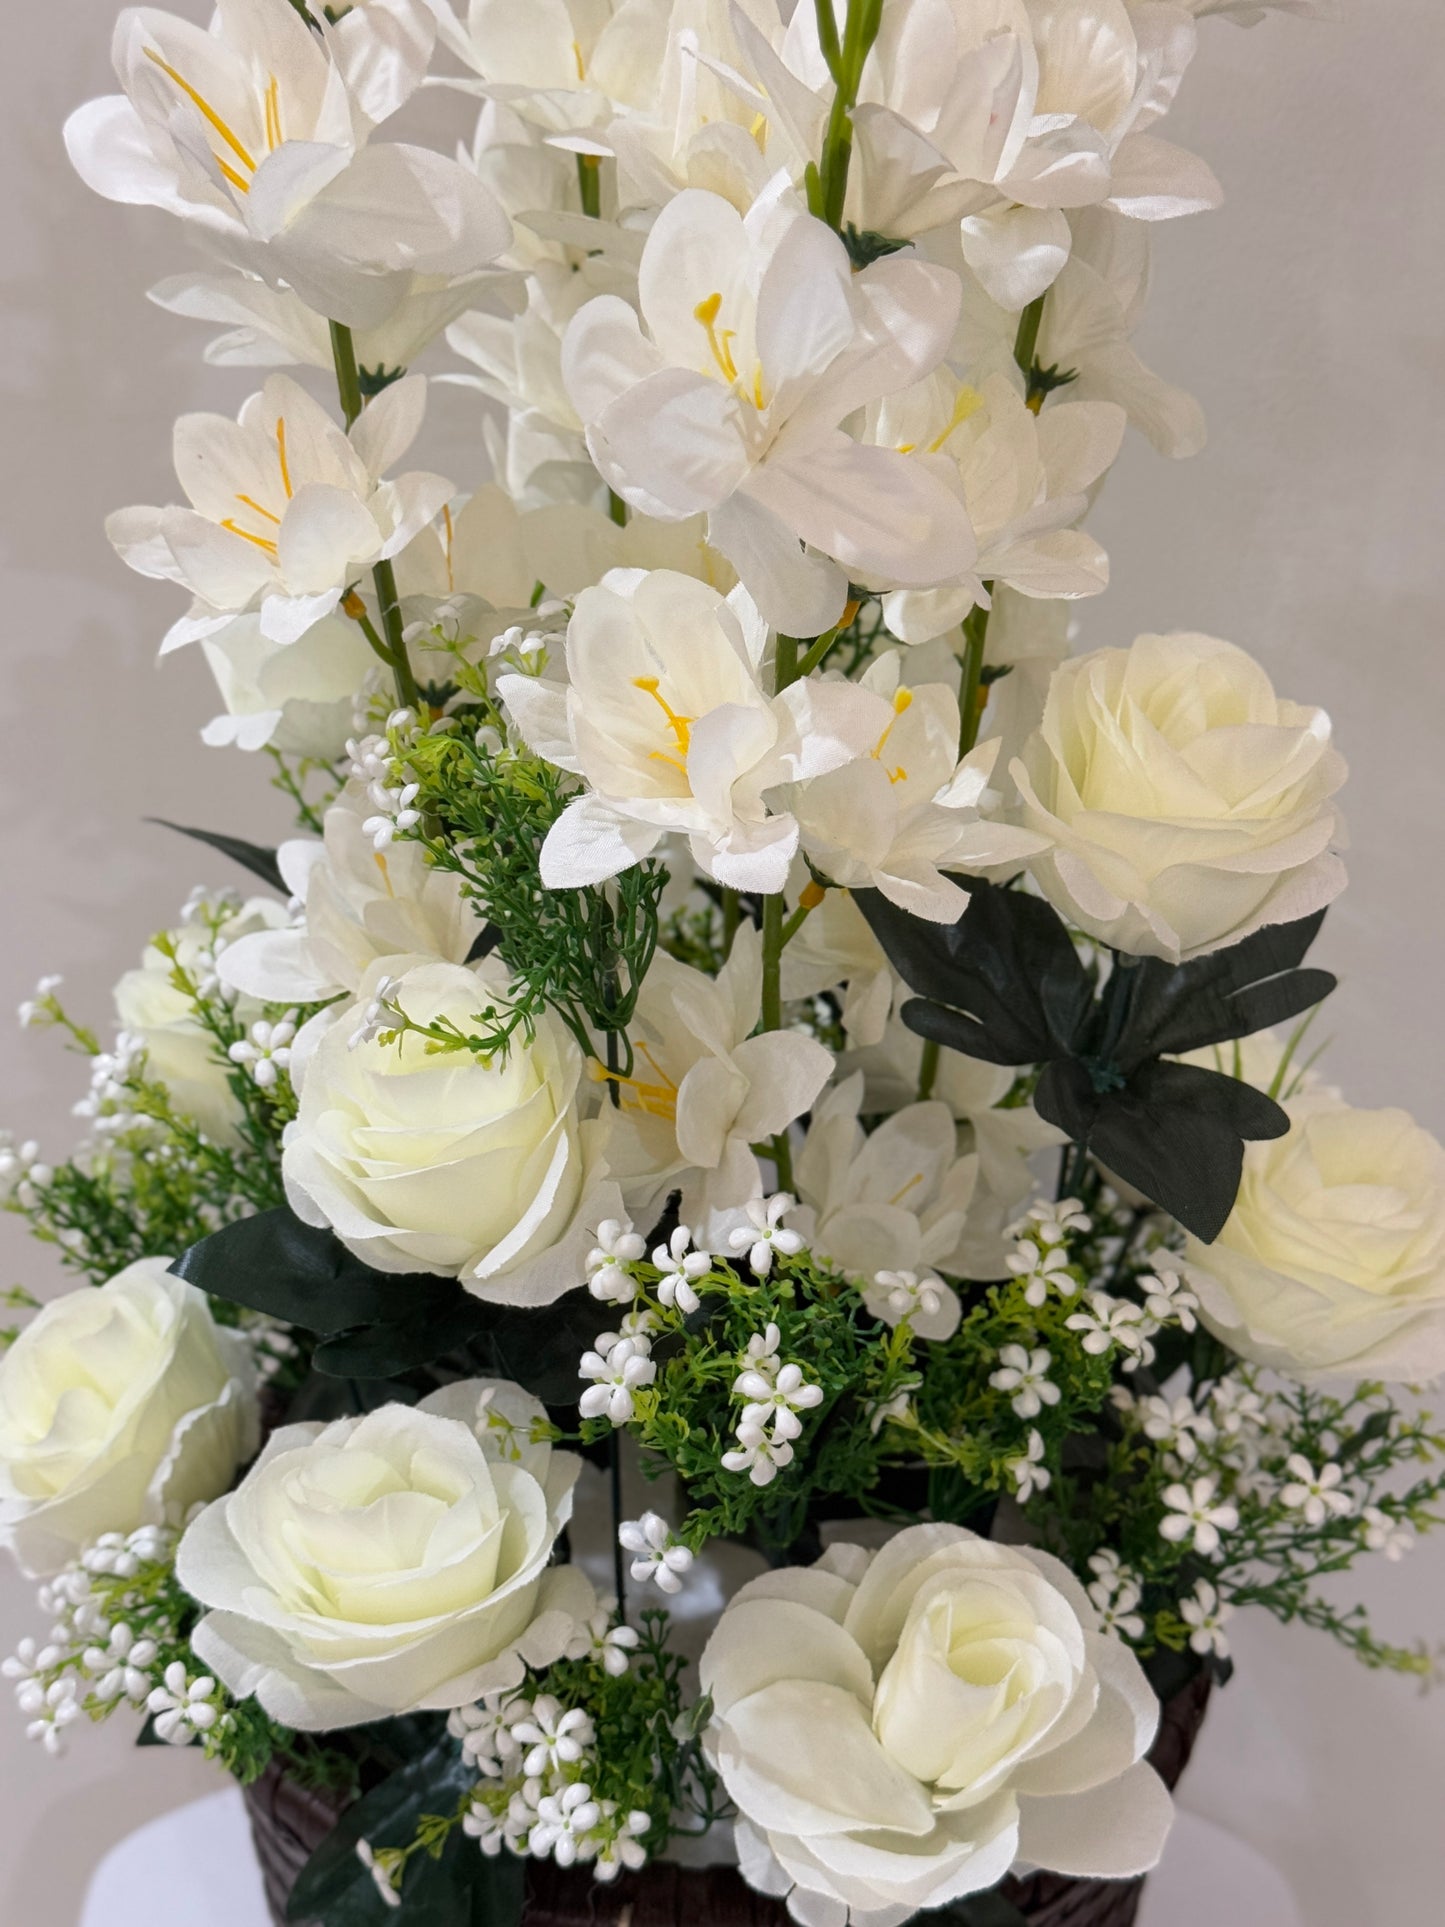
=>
[920,1890,1033,1927]
[146,818,285,894]
[313,1294,492,1378]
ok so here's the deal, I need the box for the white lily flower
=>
[107,373,453,648]
[499,568,875,894]
[871,373,1126,643]
[561,182,974,635]
[198,607,377,758]
[788,656,1048,924]
[65,0,511,329]
[603,924,834,1223]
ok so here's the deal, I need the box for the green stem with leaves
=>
[328,321,421,711]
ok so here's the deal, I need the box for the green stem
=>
[812,0,885,231]
[607,488,629,528]
[329,319,363,428]
[760,892,795,1192]
[722,888,742,956]
[328,322,420,710]
[796,620,846,680]
[917,1039,940,1102]
[1013,296,1046,384]
[958,599,990,757]
[577,153,601,220]
[774,632,800,693]
[779,898,818,950]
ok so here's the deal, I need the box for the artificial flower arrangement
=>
[4,1,1442,1924]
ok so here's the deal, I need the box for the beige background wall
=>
[2,2,1443,1920]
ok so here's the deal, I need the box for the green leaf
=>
[146,818,285,894]
[920,1890,1033,1927]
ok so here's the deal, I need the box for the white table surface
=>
[80,1788,1302,1927]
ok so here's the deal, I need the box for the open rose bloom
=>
[3,0,1438,1916]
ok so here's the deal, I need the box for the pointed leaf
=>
[147,818,286,894]
[1119,912,1334,1062]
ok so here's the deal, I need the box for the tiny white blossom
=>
[578,1336,656,1426]
[587,1219,646,1303]
[1008,1429,1051,1502]
[348,975,400,1050]
[565,1597,642,1677]
[727,1194,805,1277]
[228,1013,297,1089]
[362,779,423,849]
[989,1345,1061,1420]
[618,1513,693,1595]
[594,1810,651,1880]
[1065,1292,1155,1368]
[355,1839,403,1910]
[1361,1505,1415,1562]
[866,1377,922,1437]
[1007,1238,1077,1307]
[1180,1579,1234,1659]
[1210,1376,1267,1437]
[653,1226,712,1315]
[734,1360,825,1443]
[146,1662,222,1743]
[721,1420,796,1488]
[1160,1476,1239,1557]
[510,1694,596,1777]
[531,1782,602,1867]
[18,975,64,1028]
[1138,1394,1216,1465]
[1086,1550,1146,1642]
[1278,1455,1353,1527]
[1139,1268,1200,1332]
[866,1268,962,1338]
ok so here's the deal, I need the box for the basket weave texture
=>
[245,1672,1211,1927]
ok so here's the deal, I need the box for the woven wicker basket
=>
[245,1673,1210,1927]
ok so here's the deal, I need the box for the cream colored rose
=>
[0,1259,258,1577]
[1185,1096,1445,1382]
[283,957,621,1302]
[701,1525,1171,1927]
[115,896,291,1144]
[176,1381,591,1730]
[1012,633,1347,962]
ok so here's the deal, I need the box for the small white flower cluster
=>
[146,1660,225,1745]
[2,1526,183,1755]
[872,1268,958,1329]
[564,1595,642,1677]
[579,1319,658,1426]
[1005,1198,1091,1307]
[487,603,567,672]
[1159,1475,1240,1557]
[362,777,423,850]
[723,1322,824,1487]
[227,1013,298,1090]
[989,1344,1061,1420]
[617,1514,694,1596]
[349,974,401,1050]
[1006,1428,1051,1502]
[451,1684,651,1880]
[1065,1269,1202,1374]
[653,1225,712,1315]
[0,1133,52,1209]
[586,1219,647,1304]
[726,1195,805,1278]
[17,973,64,1029]
[1113,1387,1218,1468]
[1086,1551,1146,1642]
[71,1029,147,1136]
[1179,1579,1234,1660]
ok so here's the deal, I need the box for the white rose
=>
[115,895,291,1144]
[1012,633,1347,961]
[0,1259,259,1577]
[176,1380,591,1730]
[217,791,475,1005]
[701,1525,1171,1927]
[283,957,621,1302]
[1185,1095,1445,1382]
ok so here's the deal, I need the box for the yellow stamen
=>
[276,418,293,500]
[749,110,768,151]
[373,852,394,898]
[888,1171,925,1207]
[693,292,740,385]
[871,686,913,763]
[895,442,917,455]
[143,49,257,174]
[572,39,586,80]
[442,503,455,594]
[927,383,985,454]
[633,677,694,760]
[216,156,252,195]
[264,74,282,153]
[233,493,280,526]
[221,519,278,556]
[752,364,767,411]
[591,1044,678,1121]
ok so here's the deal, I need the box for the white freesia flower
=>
[176,1380,591,1729]
[64,0,510,328]
[115,894,290,1145]
[562,183,973,635]
[0,1260,258,1578]
[603,925,834,1222]
[870,374,1125,643]
[780,883,895,1048]
[700,1526,1171,1926]
[283,956,621,1302]
[197,608,376,757]
[108,373,453,649]
[792,1074,978,1309]
[790,657,1048,924]
[1184,1095,1445,1383]
[500,569,874,894]
[1013,632,1348,961]
[744,0,1219,309]
[216,791,475,1004]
